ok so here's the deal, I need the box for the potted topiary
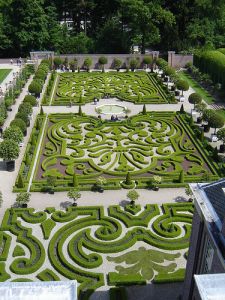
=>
[0,139,20,171]
[98,56,108,72]
[152,175,162,191]
[185,186,193,202]
[113,58,122,72]
[3,126,23,144]
[127,189,140,208]
[28,81,42,97]
[83,57,92,72]
[95,176,107,192]
[67,188,81,206]
[16,192,31,208]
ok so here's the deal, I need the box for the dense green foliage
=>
[3,126,23,144]
[0,1,225,56]
[194,50,225,89]
[0,139,20,161]
[0,64,34,127]
[0,203,193,297]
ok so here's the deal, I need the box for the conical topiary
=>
[31,134,36,145]
[180,104,184,113]
[200,130,204,142]
[73,173,79,188]
[125,172,132,185]
[36,118,41,130]
[40,106,44,115]
[142,104,147,115]
[25,153,31,166]
[179,170,184,183]
[78,105,82,116]
[17,174,24,188]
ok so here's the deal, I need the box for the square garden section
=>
[15,111,220,192]
[45,71,175,106]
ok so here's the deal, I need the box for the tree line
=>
[0,0,225,57]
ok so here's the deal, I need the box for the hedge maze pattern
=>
[0,203,193,298]
[17,111,219,192]
[51,72,171,105]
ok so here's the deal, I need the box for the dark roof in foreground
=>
[201,178,225,222]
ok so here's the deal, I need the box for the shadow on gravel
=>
[174,196,188,202]
[119,200,130,207]
[60,201,72,209]
[11,202,20,208]
[0,161,6,171]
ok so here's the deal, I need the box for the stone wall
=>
[168,51,193,69]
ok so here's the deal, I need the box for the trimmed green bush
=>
[108,272,146,286]
[188,93,202,108]
[3,126,23,144]
[10,118,27,135]
[28,81,42,96]
[194,50,225,89]
[23,95,37,107]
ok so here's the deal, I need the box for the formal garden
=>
[42,71,175,106]
[14,109,220,193]
[0,50,225,299]
[0,202,193,298]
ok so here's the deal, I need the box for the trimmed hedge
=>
[47,72,174,106]
[194,50,225,89]
[108,272,146,286]
[15,111,220,192]
[0,203,193,297]
[154,268,185,283]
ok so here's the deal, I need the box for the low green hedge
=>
[108,272,146,286]
[154,268,185,283]
[12,245,25,257]
[37,268,60,281]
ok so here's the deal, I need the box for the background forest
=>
[0,0,225,57]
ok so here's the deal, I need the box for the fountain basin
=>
[96,104,126,115]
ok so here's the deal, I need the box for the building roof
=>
[201,179,225,223]
[195,273,225,300]
[0,281,77,300]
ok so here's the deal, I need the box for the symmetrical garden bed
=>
[43,72,174,106]
[15,111,219,192]
[0,203,193,298]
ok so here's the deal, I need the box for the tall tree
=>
[120,0,175,53]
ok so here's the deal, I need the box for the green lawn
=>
[178,71,215,104]
[0,69,11,83]
[215,109,225,121]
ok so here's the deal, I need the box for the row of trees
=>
[0,60,50,168]
[186,91,225,152]
[0,0,225,56]
[53,55,154,71]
